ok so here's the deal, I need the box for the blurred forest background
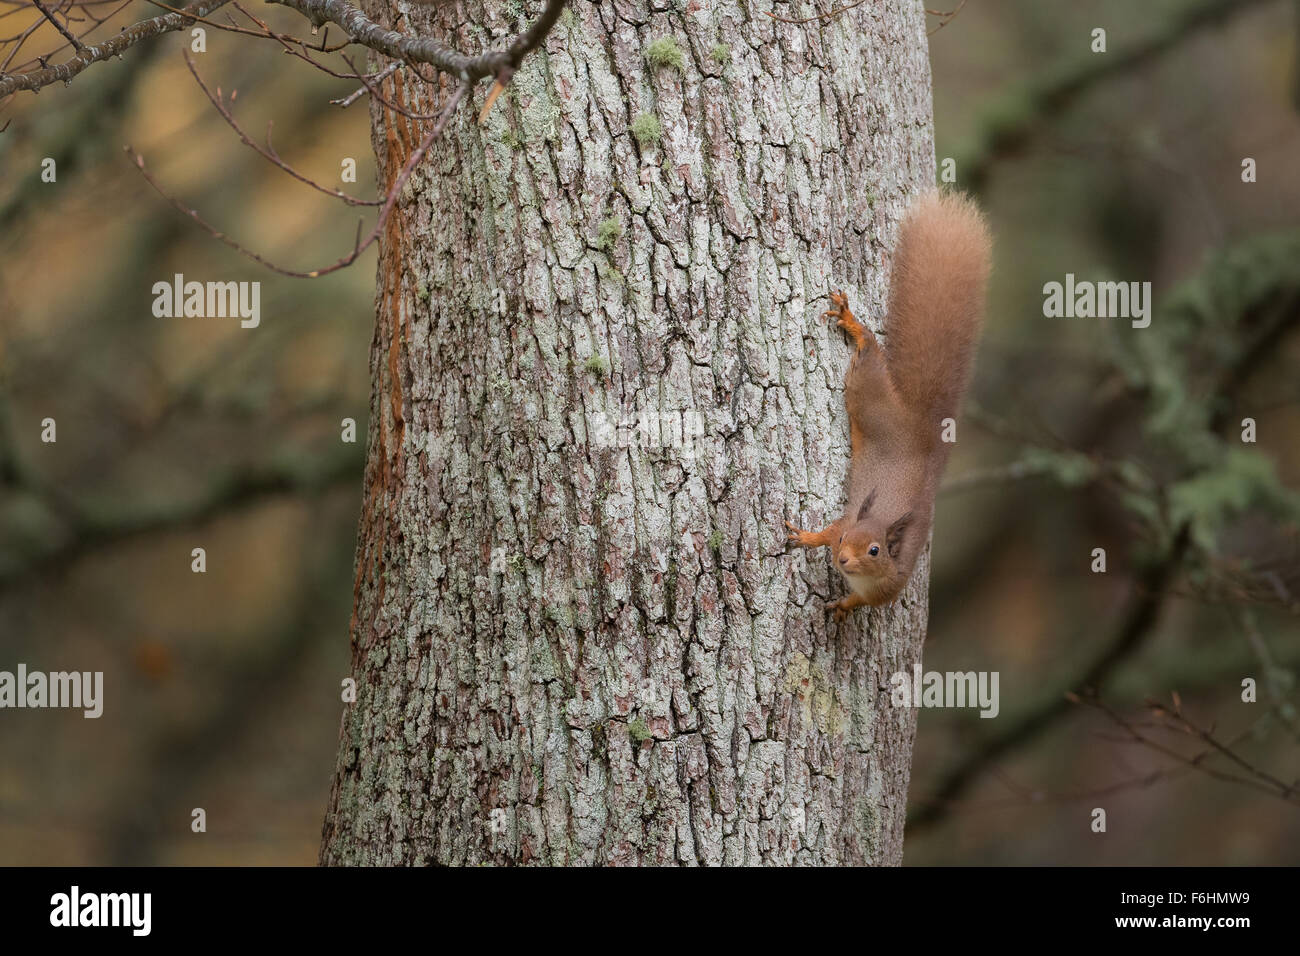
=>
[1,0,1297,865]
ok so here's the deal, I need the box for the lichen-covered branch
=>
[0,0,231,97]
[0,0,563,99]
[264,0,566,79]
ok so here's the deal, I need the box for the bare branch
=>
[0,0,231,97]
[264,0,565,82]
[331,59,400,106]
[183,50,380,206]
[125,80,468,278]
[2,0,563,101]
[138,0,344,47]
[1075,693,1300,807]
[0,446,362,593]
[31,0,87,53]
[926,0,967,36]
[337,49,447,120]
[908,525,1194,833]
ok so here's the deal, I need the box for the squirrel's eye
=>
[868,545,880,556]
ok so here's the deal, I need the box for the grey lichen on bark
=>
[321,0,937,865]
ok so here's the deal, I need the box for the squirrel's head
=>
[834,490,912,599]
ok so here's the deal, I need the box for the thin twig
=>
[1073,693,1300,806]
[765,0,869,26]
[125,81,468,278]
[32,0,86,52]
[333,60,401,106]
[182,50,380,206]
[0,0,231,96]
[263,0,566,82]
[338,49,446,120]
[926,0,966,36]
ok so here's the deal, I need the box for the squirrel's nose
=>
[839,556,849,565]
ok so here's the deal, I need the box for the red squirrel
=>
[787,190,992,617]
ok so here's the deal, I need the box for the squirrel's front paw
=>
[785,521,817,548]
[827,595,866,621]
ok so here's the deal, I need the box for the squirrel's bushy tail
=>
[884,190,992,425]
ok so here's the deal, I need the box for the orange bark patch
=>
[379,70,415,476]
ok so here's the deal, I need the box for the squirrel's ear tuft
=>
[857,488,877,522]
[886,511,912,558]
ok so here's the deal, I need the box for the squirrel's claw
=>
[823,289,847,319]
[785,520,814,548]
[824,289,870,352]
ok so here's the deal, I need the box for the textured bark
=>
[321,0,936,866]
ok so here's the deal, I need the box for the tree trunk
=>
[321,0,936,866]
